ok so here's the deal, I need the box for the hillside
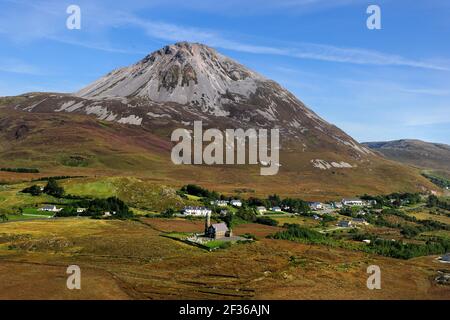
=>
[363,140,450,173]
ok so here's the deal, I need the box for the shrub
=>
[255,216,278,226]
[21,185,42,196]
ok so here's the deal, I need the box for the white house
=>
[39,205,62,213]
[309,202,323,211]
[256,206,267,214]
[230,199,242,207]
[76,208,87,213]
[211,200,228,207]
[342,198,365,207]
[271,206,282,212]
[183,206,212,217]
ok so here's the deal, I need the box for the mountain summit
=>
[72,42,368,156]
[77,42,266,116]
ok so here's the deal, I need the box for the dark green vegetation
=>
[180,184,219,200]
[360,192,421,208]
[427,195,450,210]
[271,224,327,243]
[20,178,133,220]
[22,178,65,198]
[422,172,450,189]
[56,197,132,219]
[1,167,39,173]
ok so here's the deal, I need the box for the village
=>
[0,177,447,260]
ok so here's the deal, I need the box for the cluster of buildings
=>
[210,199,242,207]
[308,198,377,211]
[182,206,212,216]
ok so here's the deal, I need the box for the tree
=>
[236,206,257,222]
[21,185,42,196]
[56,206,77,217]
[267,194,281,207]
[161,208,175,218]
[427,195,439,208]
[0,214,8,222]
[44,179,65,198]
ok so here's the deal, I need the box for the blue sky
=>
[0,0,449,144]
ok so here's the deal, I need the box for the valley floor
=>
[0,218,449,300]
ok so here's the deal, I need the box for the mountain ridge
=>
[363,139,450,173]
[0,42,437,197]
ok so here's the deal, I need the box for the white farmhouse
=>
[309,202,323,211]
[183,206,212,217]
[39,205,62,213]
[342,198,365,207]
[230,199,242,207]
[211,200,228,207]
[256,206,267,214]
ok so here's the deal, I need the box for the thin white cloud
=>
[0,58,42,75]
[0,0,447,71]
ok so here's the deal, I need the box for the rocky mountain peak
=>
[76,42,266,115]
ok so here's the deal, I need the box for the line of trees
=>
[1,167,39,173]
[427,195,450,210]
[22,178,65,198]
[56,197,132,219]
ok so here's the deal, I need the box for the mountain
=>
[363,139,450,172]
[0,42,436,199]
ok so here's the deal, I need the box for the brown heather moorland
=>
[0,218,449,300]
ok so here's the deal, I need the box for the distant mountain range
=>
[0,42,436,198]
[363,139,450,173]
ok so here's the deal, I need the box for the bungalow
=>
[271,206,282,212]
[76,208,87,214]
[230,199,242,207]
[183,206,212,217]
[338,220,352,228]
[313,214,322,221]
[309,202,323,211]
[342,198,365,207]
[256,206,267,214]
[39,205,62,213]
